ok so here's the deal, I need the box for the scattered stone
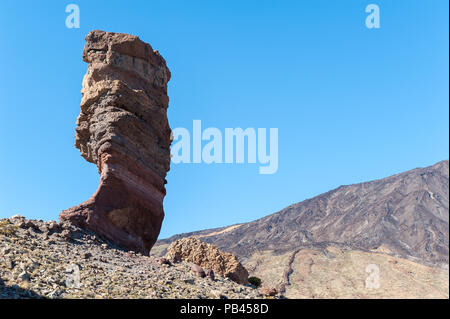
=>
[5,258,15,270]
[260,287,278,296]
[183,278,195,285]
[61,230,72,241]
[82,252,92,259]
[10,214,25,219]
[191,264,206,278]
[18,271,31,282]
[0,216,271,299]
[157,257,171,266]
[47,221,61,234]
[210,289,227,299]
[205,269,215,280]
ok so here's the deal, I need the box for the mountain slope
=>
[157,160,449,266]
[153,160,449,298]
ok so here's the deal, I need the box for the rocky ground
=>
[153,240,449,299]
[243,246,449,299]
[0,216,272,299]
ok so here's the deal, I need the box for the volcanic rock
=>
[59,30,172,255]
[260,287,277,297]
[190,264,206,278]
[165,237,249,284]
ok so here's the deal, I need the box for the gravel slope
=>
[0,216,267,299]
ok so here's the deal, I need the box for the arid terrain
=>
[0,216,268,299]
[152,160,449,298]
[1,161,448,299]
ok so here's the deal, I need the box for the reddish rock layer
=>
[60,30,171,255]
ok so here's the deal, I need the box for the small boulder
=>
[9,214,25,222]
[47,221,61,234]
[18,271,31,282]
[60,229,72,241]
[5,258,15,270]
[82,252,92,260]
[260,287,277,296]
[191,264,206,278]
[210,289,227,299]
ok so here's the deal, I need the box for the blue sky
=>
[0,1,448,238]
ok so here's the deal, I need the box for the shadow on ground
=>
[0,277,44,299]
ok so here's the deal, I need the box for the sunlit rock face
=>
[60,30,172,255]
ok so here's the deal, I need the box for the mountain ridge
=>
[155,160,449,269]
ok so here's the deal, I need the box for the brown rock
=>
[165,237,249,284]
[47,221,61,234]
[60,229,72,241]
[157,257,171,266]
[59,30,172,255]
[260,287,277,296]
[82,252,92,260]
[191,264,206,278]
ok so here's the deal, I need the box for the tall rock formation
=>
[60,30,172,255]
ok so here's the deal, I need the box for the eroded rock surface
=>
[165,237,249,284]
[60,30,172,255]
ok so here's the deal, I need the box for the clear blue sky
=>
[0,1,448,238]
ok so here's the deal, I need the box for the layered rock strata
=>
[60,30,171,255]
